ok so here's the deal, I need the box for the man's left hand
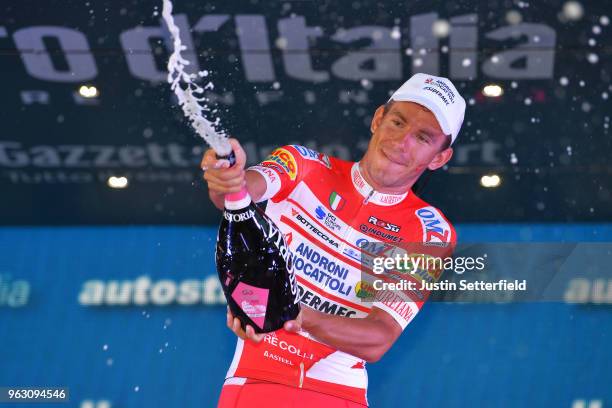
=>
[282,308,304,333]
[226,307,305,342]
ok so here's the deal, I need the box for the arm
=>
[300,306,402,363]
[201,138,267,210]
[229,305,403,363]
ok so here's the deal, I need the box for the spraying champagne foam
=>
[161,0,231,156]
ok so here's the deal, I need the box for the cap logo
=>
[391,73,465,143]
[432,79,456,104]
[423,78,456,105]
[423,85,451,106]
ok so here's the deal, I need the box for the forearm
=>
[301,307,397,362]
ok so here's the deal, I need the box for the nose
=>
[384,136,412,158]
[397,128,418,152]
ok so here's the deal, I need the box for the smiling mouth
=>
[380,145,407,166]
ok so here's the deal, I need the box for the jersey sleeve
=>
[247,145,314,203]
[373,296,422,331]
[372,208,457,330]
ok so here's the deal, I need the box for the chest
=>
[264,180,425,317]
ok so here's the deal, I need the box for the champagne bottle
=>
[216,181,300,334]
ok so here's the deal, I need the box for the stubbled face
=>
[360,101,453,192]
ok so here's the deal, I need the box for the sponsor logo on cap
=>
[422,77,456,105]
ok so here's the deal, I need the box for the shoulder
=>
[256,145,314,183]
[253,145,336,200]
[409,195,457,246]
[286,145,334,170]
[266,144,339,177]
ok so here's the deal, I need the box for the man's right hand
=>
[227,306,264,343]
[201,138,247,196]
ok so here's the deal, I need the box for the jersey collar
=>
[351,162,409,206]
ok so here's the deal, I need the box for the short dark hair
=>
[382,100,395,116]
[382,100,451,151]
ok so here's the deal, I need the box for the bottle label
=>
[223,209,256,222]
[266,222,299,303]
[231,282,269,330]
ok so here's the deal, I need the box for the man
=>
[202,73,466,407]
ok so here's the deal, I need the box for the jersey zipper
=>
[362,188,375,205]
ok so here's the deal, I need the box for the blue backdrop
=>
[0,224,611,407]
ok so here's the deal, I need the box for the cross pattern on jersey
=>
[224,145,456,405]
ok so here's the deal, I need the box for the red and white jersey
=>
[224,145,456,405]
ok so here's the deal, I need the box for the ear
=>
[370,105,386,134]
[428,147,453,171]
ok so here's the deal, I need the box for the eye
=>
[417,133,431,144]
[391,119,403,127]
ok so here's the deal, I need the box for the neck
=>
[358,159,419,195]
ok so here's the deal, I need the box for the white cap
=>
[388,73,466,144]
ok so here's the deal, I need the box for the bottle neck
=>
[224,187,252,210]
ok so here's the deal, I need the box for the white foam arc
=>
[161,0,231,156]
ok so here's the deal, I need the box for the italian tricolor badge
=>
[329,191,345,211]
